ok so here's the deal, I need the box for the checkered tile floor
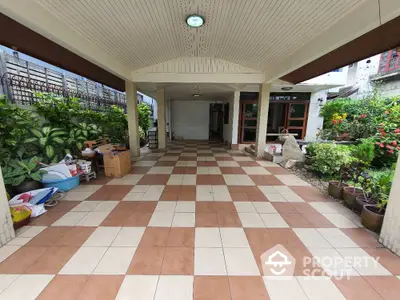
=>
[1,141,400,299]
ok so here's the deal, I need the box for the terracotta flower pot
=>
[355,195,373,214]
[361,205,385,233]
[342,187,364,210]
[327,181,348,199]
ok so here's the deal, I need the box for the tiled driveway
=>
[1,141,400,299]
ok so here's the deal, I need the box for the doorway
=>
[209,103,223,141]
[238,99,309,143]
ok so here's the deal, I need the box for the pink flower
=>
[385,111,390,115]
[392,141,397,146]
[388,150,394,154]
[386,145,393,150]
[394,128,400,133]
[375,142,381,145]
[380,143,385,148]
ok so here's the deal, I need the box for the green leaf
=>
[39,137,47,146]
[53,137,65,144]
[51,130,67,137]
[29,171,43,181]
[27,157,38,170]
[12,175,26,186]
[45,145,55,159]
[24,137,37,144]
[42,126,51,135]
[31,129,43,138]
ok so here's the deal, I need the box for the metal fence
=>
[0,51,127,111]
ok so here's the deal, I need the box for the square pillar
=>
[380,154,400,255]
[125,81,140,157]
[255,83,272,157]
[231,90,240,148]
[156,89,166,149]
[0,166,15,246]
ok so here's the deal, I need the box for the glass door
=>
[239,100,258,143]
[285,103,309,139]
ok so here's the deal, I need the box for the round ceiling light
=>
[281,87,293,91]
[186,15,205,28]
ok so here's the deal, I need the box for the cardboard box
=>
[103,150,131,177]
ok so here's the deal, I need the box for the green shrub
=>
[138,103,152,136]
[311,143,355,178]
[351,139,375,165]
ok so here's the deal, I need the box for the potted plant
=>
[304,143,315,165]
[3,157,46,194]
[327,164,349,199]
[341,161,367,209]
[361,172,392,232]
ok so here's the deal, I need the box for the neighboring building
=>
[332,49,400,99]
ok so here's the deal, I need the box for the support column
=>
[231,90,240,149]
[380,154,400,255]
[125,81,140,157]
[156,89,166,149]
[305,90,327,141]
[255,83,272,157]
[0,166,15,246]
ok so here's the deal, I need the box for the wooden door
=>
[285,103,309,139]
[239,100,258,143]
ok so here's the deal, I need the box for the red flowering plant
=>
[373,122,400,166]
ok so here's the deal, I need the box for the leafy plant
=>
[0,96,39,165]
[76,122,102,140]
[138,103,152,137]
[2,157,46,186]
[351,139,375,165]
[311,143,356,178]
[102,106,128,144]
[64,128,86,155]
[25,126,67,163]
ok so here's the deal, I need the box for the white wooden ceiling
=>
[35,0,364,73]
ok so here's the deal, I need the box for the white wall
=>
[305,90,327,141]
[172,100,210,140]
[223,98,233,144]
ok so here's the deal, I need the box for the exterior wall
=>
[0,167,15,247]
[305,91,327,141]
[375,77,400,97]
[223,98,233,145]
[302,68,348,86]
[171,100,210,140]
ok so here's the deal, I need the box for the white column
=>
[380,154,400,255]
[168,99,172,140]
[156,89,166,149]
[255,83,272,157]
[305,90,327,141]
[125,81,140,157]
[0,167,15,246]
[231,90,240,147]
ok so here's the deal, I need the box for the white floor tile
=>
[134,161,156,167]
[60,246,107,274]
[71,201,101,212]
[310,202,344,214]
[158,156,179,162]
[112,227,146,247]
[93,201,119,212]
[0,274,54,300]
[143,186,165,201]
[16,226,46,238]
[242,166,270,175]
[224,247,260,275]
[6,237,31,246]
[195,228,221,247]
[258,186,280,194]
[308,248,359,277]
[74,185,103,193]
[296,276,346,300]
[175,201,195,213]
[274,186,297,195]
[220,228,250,247]
[336,248,392,276]
[275,175,310,186]
[263,276,308,300]
[194,248,227,275]
[63,191,96,201]
[260,214,289,228]
[167,175,184,185]
[51,212,87,226]
[155,201,177,212]
[322,214,359,228]
[283,194,305,202]
[83,226,121,247]
[154,275,193,300]
[116,275,159,300]
[148,212,174,227]
[212,185,232,201]
[234,202,256,213]
[172,213,195,227]
[0,246,20,263]
[293,228,332,248]
[196,186,213,201]
[253,202,278,213]
[76,211,110,226]
[0,274,20,294]
[107,174,143,185]
[232,156,252,161]
[316,228,359,248]
[238,213,266,228]
[93,247,136,274]
[257,161,280,167]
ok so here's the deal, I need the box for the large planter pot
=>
[355,195,374,214]
[361,205,385,233]
[13,180,43,195]
[342,187,364,210]
[328,181,348,199]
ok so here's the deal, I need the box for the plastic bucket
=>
[42,175,80,192]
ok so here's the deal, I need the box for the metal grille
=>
[0,52,126,111]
